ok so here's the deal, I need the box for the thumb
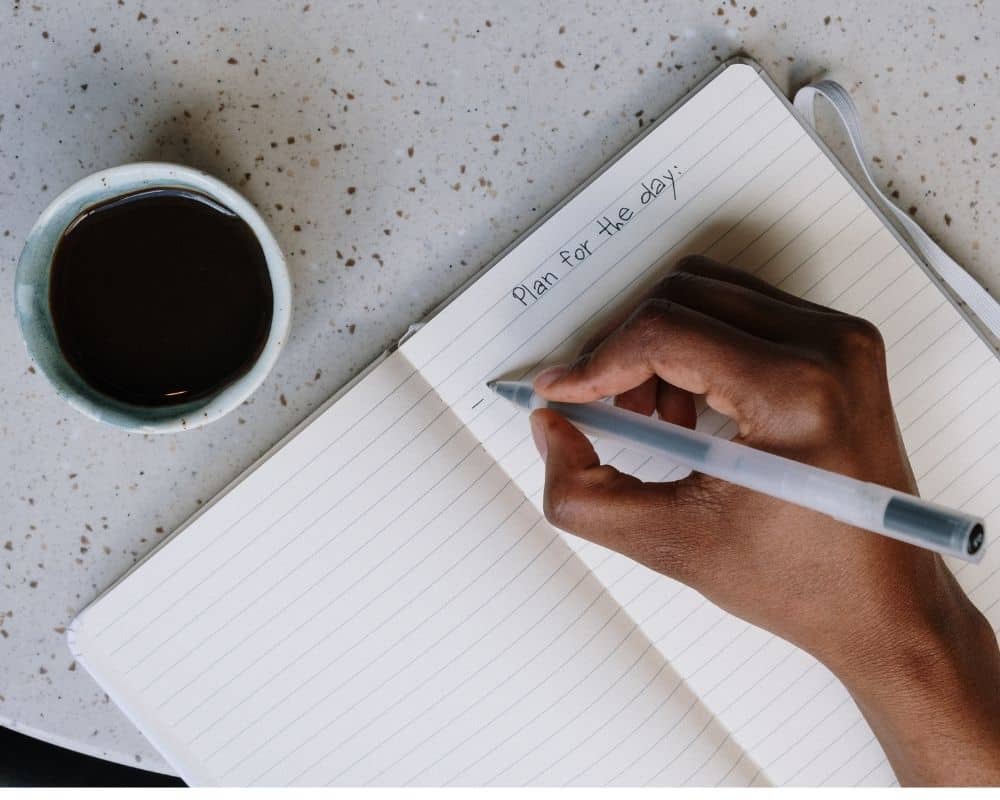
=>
[529,409,721,579]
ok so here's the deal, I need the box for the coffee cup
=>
[14,162,291,433]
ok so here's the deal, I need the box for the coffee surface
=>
[49,189,273,407]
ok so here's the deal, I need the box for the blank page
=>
[401,60,1000,787]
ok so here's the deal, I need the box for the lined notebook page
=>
[70,347,756,786]
[402,60,1000,787]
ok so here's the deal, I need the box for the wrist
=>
[824,566,1000,785]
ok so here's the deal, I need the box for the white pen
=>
[487,379,986,563]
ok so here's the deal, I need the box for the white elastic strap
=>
[794,80,1000,338]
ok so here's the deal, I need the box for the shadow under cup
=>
[15,163,291,433]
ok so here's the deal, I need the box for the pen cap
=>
[883,494,986,563]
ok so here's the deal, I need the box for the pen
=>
[487,379,986,563]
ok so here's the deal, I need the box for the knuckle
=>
[673,254,710,275]
[785,356,847,436]
[627,299,674,355]
[832,315,886,363]
[543,475,586,530]
[542,482,572,529]
[655,269,699,299]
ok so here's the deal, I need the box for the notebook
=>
[68,58,1000,786]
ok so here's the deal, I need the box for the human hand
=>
[529,255,1000,785]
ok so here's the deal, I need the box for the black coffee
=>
[49,188,273,407]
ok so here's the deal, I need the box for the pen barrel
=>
[547,400,985,563]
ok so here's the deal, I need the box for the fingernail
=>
[529,412,548,461]
[534,365,569,391]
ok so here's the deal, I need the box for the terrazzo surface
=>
[2,0,998,774]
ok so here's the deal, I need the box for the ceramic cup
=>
[14,162,291,433]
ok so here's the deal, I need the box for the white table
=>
[2,0,998,775]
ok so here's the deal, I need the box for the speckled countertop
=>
[2,0,998,775]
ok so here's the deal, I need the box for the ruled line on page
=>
[151,419,522,706]
[192,477,539,747]
[250,456,684,786]
[472,591,745,787]
[369,558,711,787]
[219,466,626,774]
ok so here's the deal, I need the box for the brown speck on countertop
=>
[137,11,147,20]
[41,31,49,38]
[956,74,966,84]
[969,136,977,145]
[155,526,164,534]
[944,213,952,226]
[347,186,356,194]
[3,541,11,551]
[227,57,238,64]
[554,60,565,69]
[908,205,918,215]
[347,324,356,334]
[29,581,38,588]
[287,136,295,144]
[92,43,101,53]
[68,662,76,671]
[280,394,287,407]
[750,6,758,15]
[314,369,322,381]
[345,258,356,267]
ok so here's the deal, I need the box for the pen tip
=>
[485,380,497,391]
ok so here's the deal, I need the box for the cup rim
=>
[14,162,292,433]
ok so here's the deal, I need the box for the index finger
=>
[534,298,797,427]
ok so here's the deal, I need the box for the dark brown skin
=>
[529,255,1000,786]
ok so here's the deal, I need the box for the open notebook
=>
[69,59,1000,786]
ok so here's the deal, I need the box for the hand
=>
[529,255,1000,786]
